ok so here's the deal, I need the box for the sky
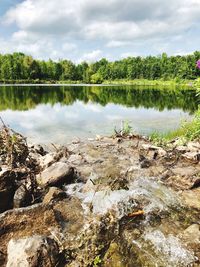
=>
[0,0,200,62]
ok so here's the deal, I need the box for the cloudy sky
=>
[0,0,200,62]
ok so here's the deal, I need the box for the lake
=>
[0,85,198,144]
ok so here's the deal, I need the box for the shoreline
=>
[0,78,196,89]
[0,127,200,266]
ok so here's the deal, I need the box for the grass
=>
[103,78,194,88]
[150,108,200,145]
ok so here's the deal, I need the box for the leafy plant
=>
[121,120,132,135]
[93,255,102,267]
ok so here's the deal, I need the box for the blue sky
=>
[0,0,200,62]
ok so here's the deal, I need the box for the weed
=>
[93,255,102,267]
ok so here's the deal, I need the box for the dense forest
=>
[0,52,200,83]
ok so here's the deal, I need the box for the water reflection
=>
[0,85,197,144]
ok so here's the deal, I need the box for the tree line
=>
[0,51,200,83]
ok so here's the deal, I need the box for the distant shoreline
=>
[0,78,195,89]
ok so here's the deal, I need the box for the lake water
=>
[0,85,198,144]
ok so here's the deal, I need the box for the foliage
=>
[150,108,200,144]
[93,255,102,267]
[0,51,200,83]
[114,120,133,137]
[0,118,29,167]
[121,120,132,135]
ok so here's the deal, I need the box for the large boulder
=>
[0,170,16,213]
[36,162,74,187]
[6,235,59,267]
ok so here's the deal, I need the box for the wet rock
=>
[36,162,74,187]
[13,184,32,208]
[103,242,125,267]
[109,177,129,191]
[43,187,68,204]
[0,170,16,213]
[6,235,59,267]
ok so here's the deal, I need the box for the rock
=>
[6,235,59,267]
[67,154,83,165]
[171,166,198,178]
[187,142,200,152]
[103,242,125,267]
[82,179,96,193]
[13,184,32,208]
[181,189,200,210]
[0,198,84,264]
[141,144,167,157]
[36,162,74,187]
[140,158,152,168]
[39,152,58,170]
[181,224,200,245]
[35,144,47,155]
[43,187,68,204]
[0,170,16,213]
[182,151,200,162]
[175,145,188,153]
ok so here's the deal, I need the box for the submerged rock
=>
[103,242,125,267]
[36,162,74,187]
[6,235,59,267]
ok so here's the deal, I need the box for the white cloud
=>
[79,50,103,63]
[106,40,130,48]
[0,0,200,60]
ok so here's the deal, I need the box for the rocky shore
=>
[0,126,200,266]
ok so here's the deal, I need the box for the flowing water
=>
[0,85,198,144]
[65,178,199,267]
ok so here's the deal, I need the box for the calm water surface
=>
[0,85,197,144]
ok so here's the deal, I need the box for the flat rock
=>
[36,162,74,187]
